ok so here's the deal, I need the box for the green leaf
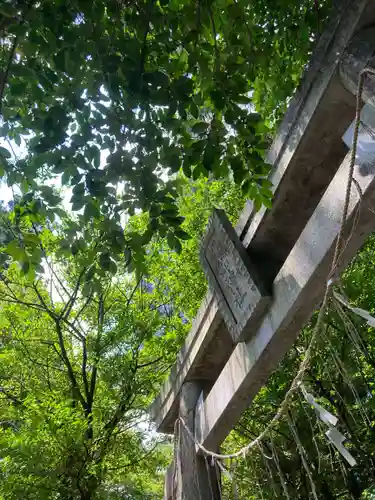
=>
[72,182,85,195]
[182,159,191,178]
[168,216,185,226]
[59,239,70,253]
[94,102,109,115]
[124,247,131,266]
[40,186,62,207]
[47,194,62,206]
[203,144,215,171]
[6,241,27,261]
[23,233,40,245]
[108,260,117,274]
[144,71,169,87]
[262,196,273,209]
[61,170,71,186]
[87,145,101,168]
[84,202,100,219]
[53,51,67,72]
[85,266,96,282]
[190,103,199,119]
[192,164,208,180]
[247,112,262,123]
[167,232,182,254]
[82,281,93,297]
[99,252,111,271]
[10,81,28,98]
[175,229,191,240]
[254,196,262,212]
[20,259,30,275]
[54,207,67,219]
[0,146,11,159]
[70,190,86,211]
[71,240,83,256]
[161,207,178,217]
[192,122,210,134]
[236,95,252,104]
[0,4,17,17]
[72,200,85,211]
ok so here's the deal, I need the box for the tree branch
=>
[127,274,143,307]
[208,6,219,73]
[82,338,89,402]
[106,443,158,471]
[54,319,87,411]
[0,387,22,406]
[0,35,18,114]
[137,356,163,369]
[139,2,153,78]
[0,293,46,312]
[71,293,94,328]
[60,267,87,321]
[101,353,139,452]
[87,295,104,412]
[0,0,36,113]
[46,257,70,299]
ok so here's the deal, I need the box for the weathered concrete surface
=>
[150,291,229,432]
[242,0,375,272]
[175,382,219,500]
[201,209,271,343]
[164,462,174,500]
[150,0,375,434]
[340,27,375,101]
[195,149,375,450]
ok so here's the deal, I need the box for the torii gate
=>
[150,1,375,498]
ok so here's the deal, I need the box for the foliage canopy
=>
[0,0,328,280]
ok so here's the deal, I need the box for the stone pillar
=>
[164,461,174,500]
[173,381,220,500]
[340,27,375,101]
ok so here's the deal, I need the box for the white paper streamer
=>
[299,383,357,467]
[325,427,357,467]
[333,291,375,328]
[342,99,375,165]
[305,393,338,425]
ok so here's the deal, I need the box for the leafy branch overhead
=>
[0,0,327,278]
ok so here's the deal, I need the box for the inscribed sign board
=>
[200,209,271,343]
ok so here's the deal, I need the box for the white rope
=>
[270,435,290,500]
[287,411,319,500]
[204,455,215,500]
[258,441,278,498]
[298,392,323,474]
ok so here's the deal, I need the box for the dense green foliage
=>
[0,177,245,499]
[0,260,177,498]
[0,0,329,281]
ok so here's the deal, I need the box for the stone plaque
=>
[200,209,271,343]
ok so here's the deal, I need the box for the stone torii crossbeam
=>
[150,1,375,498]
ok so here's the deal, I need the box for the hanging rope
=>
[269,435,291,500]
[176,66,375,463]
